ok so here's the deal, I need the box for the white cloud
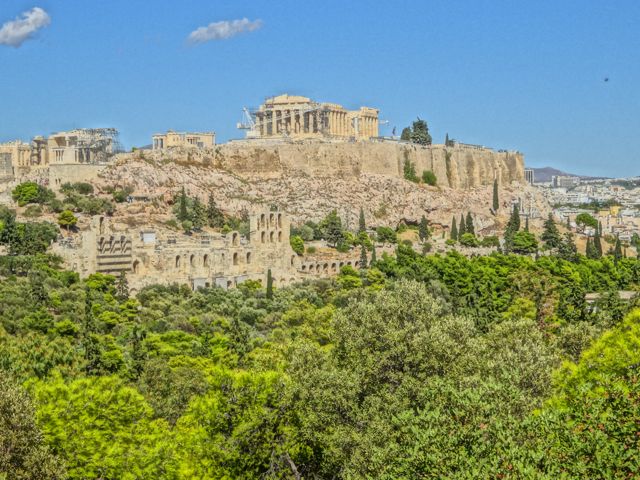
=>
[187,18,262,44]
[0,7,51,48]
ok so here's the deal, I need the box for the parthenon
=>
[246,94,379,140]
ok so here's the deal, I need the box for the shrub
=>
[480,235,500,247]
[421,170,437,186]
[459,233,479,247]
[290,235,305,255]
[11,182,55,206]
[306,246,317,254]
[24,205,43,218]
[376,226,397,244]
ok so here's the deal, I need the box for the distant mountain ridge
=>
[530,167,605,183]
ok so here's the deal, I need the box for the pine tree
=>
[492,179,499,212]
[542,213,561,249]
[116,270,129,301]
[359,244,368,270]
[419,215,429,241]
[190,196,207,231]
[459,214,467,236]
[450,217,458,241]
[207,194,225,228]
[358,207,366,234]
[465,212,474,236]
[266,269,273,299]
[177,186,188,221]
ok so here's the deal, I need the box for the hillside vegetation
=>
[1,242,639,478]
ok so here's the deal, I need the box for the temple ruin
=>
[239,94,379,140]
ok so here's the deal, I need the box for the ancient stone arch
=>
[260,214,266,228]
[261,231,266,243]
[132,260,141,274]
[331,262,337,273]
[175,255,181,269]
[270,231,275,243]
[277,214,282,228]
[233,252,239,265]
[278,231,283,242]
[323,263,329,274]
[203,254,209,267]
[190,254,196,267]
[246,252,252,264]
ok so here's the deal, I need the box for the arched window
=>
[132,260,140,274]
[203,254,209,267]
[233,252,239,265]
[270,231,275,243]
[291,255,296,267]
[261,231,266,243]
[232,233,239,246]
[278,213,282,228]
[175,256,181,268]
[246,252,252,264]
[278,231,283,242]
[190,254,196,267]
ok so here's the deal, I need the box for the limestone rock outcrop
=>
[121,141,523,189]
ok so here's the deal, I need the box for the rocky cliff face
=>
[97,146,543,235]
[134,141,524,189]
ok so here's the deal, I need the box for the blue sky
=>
[1,0,639,177]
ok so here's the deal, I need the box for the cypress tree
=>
[116,270,129,301]
[510,204,521,232]
[266,269,273,299]
[190,196,206,231]
[359,244,368,270]
[207,194,224,228]
[613,236,623,264]
[524,216,529,232]
[450,216,458,241]
[419,215,429,241]
[358,207,366,234]
[492,179,499,212]
[370,244,377,264]
[465,212,474,236]
[585,236,597,259]
[459,214,467,236]
[178,186,188,221]
[594,226,603,258]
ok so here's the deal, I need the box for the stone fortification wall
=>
[151,140,523,188]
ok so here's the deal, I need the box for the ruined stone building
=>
[47,129,121,164]
[0,141,31,180]
[152,130,216,150]
[241,94,379,140]
[53,208,365,294]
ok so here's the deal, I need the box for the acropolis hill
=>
[0,94,544,291]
